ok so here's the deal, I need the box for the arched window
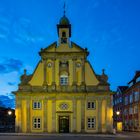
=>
[62,31,66,37]
[60,74,68,85]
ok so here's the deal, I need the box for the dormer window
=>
[136,76,140,83]
[128,82,133,87]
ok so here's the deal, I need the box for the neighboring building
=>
[113,86,128,131]
[0,107,15,132]
[13,13,113,133]
[123,71,140,131]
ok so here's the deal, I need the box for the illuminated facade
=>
[113,86,128,131]
[123,71,140,131]
[14,13,113,133]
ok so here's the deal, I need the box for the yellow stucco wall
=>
[29,62,44,86]
[21,100,27,132]
[76,100,81,132]
[29,59,100,87]
[47,100,52,132]
[15,14,114,134]
[85,61,99,85]
[15,93,113,133]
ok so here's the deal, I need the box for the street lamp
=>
[116,111,120,116]
[7,110,13,132]
[8,110,12,116]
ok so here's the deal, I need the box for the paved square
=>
[0,133,140,140]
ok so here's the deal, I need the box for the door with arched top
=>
[59,116,69,133]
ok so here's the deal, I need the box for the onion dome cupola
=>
[57,5,71,45]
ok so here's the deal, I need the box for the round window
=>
[59,103,69,110]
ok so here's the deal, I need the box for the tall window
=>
[87,101,96,109]
[60,75,68,85]
[134,105,138,114]
[33,117,41,129]
[124,96,128,105]
[33,101,41,109]
[129,107,133,115]
[124,109,128,115]
[87,117,96,129]
[134,92,139,102]
[129,94,133,104]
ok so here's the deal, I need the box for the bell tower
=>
[57,4,71,45]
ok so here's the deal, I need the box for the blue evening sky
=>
[0,0,140,108]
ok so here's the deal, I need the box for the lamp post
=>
[116,111,120,132]
[113,111,120,134]
[7,110,12,132]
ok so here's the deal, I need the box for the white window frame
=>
[87,117,96,129]
[33,117,41,129]
[33,101,41,109]
[87,101,96,109]
[60,75,68,85]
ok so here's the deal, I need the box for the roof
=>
[39,41,89,54]
[118,86,128,92]
[128,71,140,84]
[59,15,70,25]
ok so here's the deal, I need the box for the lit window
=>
[87,117,96,129]
[87,101,96,109]
[60,75,68,85]
[33,101,41,109]
[33,117,41,129]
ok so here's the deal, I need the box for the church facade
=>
[14,14,113,133]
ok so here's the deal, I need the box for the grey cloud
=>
[0,94,15,108]
[7,82,16,86]
[0,58,23,74]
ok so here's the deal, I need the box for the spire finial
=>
[63,1,66,16]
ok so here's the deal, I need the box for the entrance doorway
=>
[59,116,69,133]
[117,122,122,132]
